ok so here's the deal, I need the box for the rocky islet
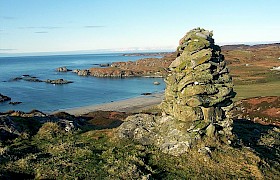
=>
[9,75,73,85]
[56,66,72,72]
[0,93,11,103]
[118,28,236,155]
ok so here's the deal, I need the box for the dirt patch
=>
[80,111,129,129]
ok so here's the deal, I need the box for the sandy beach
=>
[55,93,164,116]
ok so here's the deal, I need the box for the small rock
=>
[99,63,110,67]
[198,146,212,157]
[141,93,152,95]
[153,81,160,85]
[9,101,22,105]
[0,93,11,102]
[56,66,71,72]
[45,79,73,84]
[270,66,280,71]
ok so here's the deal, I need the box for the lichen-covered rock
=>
[118,28,236,155]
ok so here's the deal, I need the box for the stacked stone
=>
[118,28,236,155]
[161,28,235,140]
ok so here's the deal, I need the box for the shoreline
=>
[53,93,164,116]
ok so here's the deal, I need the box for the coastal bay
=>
[0,53,165,112]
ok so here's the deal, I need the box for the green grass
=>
[1,120,279,179]
[234,81,280,100]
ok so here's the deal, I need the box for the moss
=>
[175,60,187,72]
[185,35,211,52]
[194,52,212,66]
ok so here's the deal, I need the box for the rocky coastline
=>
[54,42,280,79]
[62,53,177,78]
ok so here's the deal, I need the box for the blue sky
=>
[0,0,280,55]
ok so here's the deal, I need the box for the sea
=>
[0,53,166,113]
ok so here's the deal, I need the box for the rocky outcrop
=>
[56,66,71,72]
[109,58,172,77]
[73,69,90,76]
[72,53,176,78]
[0,116,21,141]
[118,28,236,155]
[10,75,43,82]
[99,63,110,67]
[0,93,11,102]
[45,79,73,84]
[0,110,82,140]
[9,101,22,105]
[8,75,73,86]
[89,67,134,77]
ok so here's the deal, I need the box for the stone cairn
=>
[118,28,235,156]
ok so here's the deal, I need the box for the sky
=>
[0,0,280,56]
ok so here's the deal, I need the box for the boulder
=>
[153,81,160,85]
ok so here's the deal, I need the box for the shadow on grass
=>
[232,119,280,166]
[79,111,127,131]
[0,171,35,180]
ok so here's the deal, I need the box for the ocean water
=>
[0,54,165,113]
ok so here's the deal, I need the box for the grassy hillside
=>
[1,120,279,179]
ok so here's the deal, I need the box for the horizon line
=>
[1,41,279,58]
